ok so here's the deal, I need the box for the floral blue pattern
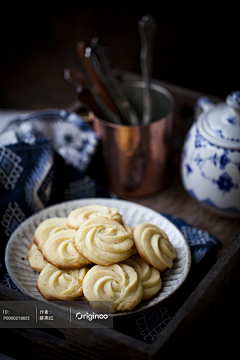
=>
[184,126,240,196]
[182,118,240,216]
[182,91,240,217]
[215,172,235,193]
[205,112,240,143]
[219,153,231,169]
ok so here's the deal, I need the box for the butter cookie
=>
[36,263,88,301]
[74,216,133,265]
[27,243,48,272]
[42,229,92,269]
[82,263,143,312]
[123,255,162,301]
[67,205,123,229]
[132,223,177,271]
[34,217,69,251]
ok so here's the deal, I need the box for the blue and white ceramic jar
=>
[181,91,240,218]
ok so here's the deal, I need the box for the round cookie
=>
[132,223,177,271]
[67,205,123,229]
[34,217,69,251]
[42,229,92,270]
[82,263,143,313]
[36,263,88,301]
[123,255,162,301]
[74,216,133,265]
[27,243,48,272]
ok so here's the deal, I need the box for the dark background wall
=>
[0,3,238,110]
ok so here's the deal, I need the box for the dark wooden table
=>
[0,74,239,360]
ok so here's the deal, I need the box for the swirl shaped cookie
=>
[67,205,123,229]
[82,263,143,312]
[42,229,92,270]
[132,223,177,271]
[123,255,162,301]
[36,263,88,301]
[124,225,137,255]
[74,216,133,265]
[34,217,69,251]
[27,243,48,272]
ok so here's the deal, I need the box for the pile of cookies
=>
[27,205,177,313]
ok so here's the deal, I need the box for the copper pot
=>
[93,81,175,197]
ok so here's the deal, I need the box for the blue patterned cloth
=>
[0,109,113,283]
[0,109,221,342]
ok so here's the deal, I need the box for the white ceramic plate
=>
[5,198,191,317]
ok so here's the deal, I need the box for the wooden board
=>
[0,76,239,359]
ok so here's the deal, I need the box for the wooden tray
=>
[1,78,239,359]
[1,233,239,359]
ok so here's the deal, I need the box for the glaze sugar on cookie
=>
[67,205,123,229]
[74,216,134,265]
[132,223,177,271]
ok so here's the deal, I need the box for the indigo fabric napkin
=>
[0,109,221,343]
[0,109,113,283]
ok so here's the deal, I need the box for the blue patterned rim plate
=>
[4,198,191,317]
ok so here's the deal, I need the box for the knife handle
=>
[77,41,119,114]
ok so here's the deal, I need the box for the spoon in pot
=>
[64,67,108,119]
[76,41,122,125]
[87,37,140,126]
[138,14,157,125]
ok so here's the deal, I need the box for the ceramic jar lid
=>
[198,90,240,149]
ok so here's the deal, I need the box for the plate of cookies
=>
[5,198,191,316]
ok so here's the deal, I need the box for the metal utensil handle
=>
[64,67,111,120]
[138,14,157,125]
[76,41,122,125]
[88,38,140,126]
